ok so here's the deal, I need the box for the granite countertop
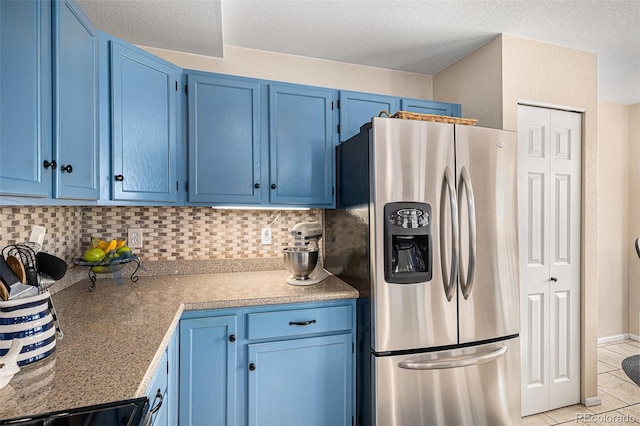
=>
[0,269,358,421]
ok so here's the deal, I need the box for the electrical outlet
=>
[261,227,272,245]
[128,228,143,248]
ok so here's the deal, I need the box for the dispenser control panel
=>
[388,208,429,229]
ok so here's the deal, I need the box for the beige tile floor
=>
[522,339,640,425]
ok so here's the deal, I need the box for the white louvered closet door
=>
[518,105,582,417]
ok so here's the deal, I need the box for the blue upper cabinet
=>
[338,90,462,142]
[52,0,100,200]
[268,84,335,207]
[338,91,399,142]
[400,98,461,117]
[185,74,336,208]
[110,41,179,203]
[187,73,261,205]
[0,0,52,198]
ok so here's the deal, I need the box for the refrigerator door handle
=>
[440,166,459,302]
[458,166,477,300]
[397,346,508,370]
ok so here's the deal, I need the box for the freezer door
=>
[370,118,458,352]
[455,125,519,343]
[372,338,521,426]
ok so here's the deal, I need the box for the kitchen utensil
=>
[28,225,46,252]
[283,246,319,279]
[5,255,26,283]
[0,279,8,301]
[2,244,39,287]
[36,252,67,280]
[0,256,21,289]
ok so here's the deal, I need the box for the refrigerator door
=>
[455,125,519,343]
[370,118,457,352]
[372,337,521,426]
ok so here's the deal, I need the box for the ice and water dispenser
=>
[384,202,432,284]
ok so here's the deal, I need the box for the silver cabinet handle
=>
[458,166,476,300]
[398,346,508,370]
[440,166,459,302]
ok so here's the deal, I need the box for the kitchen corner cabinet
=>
[0,0,99,203]
[338,90,462,142]
[179,300,355,426]
[110,41,180,203]
[187,74,262,205]
[146,330,179,426]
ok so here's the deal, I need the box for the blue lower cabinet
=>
[247,334,352,426]
[179,313,239,426]
[167,330,179,426]
[178,301,356,426]
[145,329,177,426]
[146,349,169,426]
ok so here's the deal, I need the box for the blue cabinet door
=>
[180,314,238,426]
[146,348,169,426]
[145,330,178,426]
[111,41,178,203]
[0,0,52,197]
[52,0,99,200]
[400,98,461,117]
[268,84,335,207]
[167,329,179,426]
[188,74,261,204]
[339,91,399,142]
[247,334,352,426]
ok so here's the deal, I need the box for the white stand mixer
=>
[284,222,329,286]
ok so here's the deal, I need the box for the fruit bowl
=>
[73,254,141,291]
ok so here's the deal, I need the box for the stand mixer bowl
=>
[283,247,319,279]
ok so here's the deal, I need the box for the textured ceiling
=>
[79,0,640,105]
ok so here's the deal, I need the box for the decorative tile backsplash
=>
[1,206,322,266]
[0,206,84,263]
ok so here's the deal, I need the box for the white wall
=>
[597,101,630,338]
[141,44,433,100]
[433,36,503,128]
[629,104,640,339]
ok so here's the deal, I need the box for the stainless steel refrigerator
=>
[324,117,520,425]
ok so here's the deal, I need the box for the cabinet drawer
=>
[247,306,352,340]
